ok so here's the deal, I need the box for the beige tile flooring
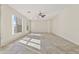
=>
[0,33,79,54]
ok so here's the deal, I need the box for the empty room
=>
[0,4,79,54]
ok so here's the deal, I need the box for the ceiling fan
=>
[27,10,46,18]
[38,12,46,18]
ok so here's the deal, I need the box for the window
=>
[12,15,22,35]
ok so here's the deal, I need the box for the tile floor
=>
[0,33,79,54]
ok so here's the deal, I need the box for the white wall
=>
[0,5,1,33]
[52,5,79,45]
[0,5,30,46]
[0,5,1,44]
[31,20,52,33]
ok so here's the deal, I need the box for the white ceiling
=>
[9,4,67,20]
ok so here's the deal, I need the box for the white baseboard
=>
[52,32,79,46]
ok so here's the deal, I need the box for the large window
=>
[12,15,22,35]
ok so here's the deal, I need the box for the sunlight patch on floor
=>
[30,39,40,44]
[18,36,41,50]
[27,42,40,49]
[19,40,28,44]
[28,33,42,36]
